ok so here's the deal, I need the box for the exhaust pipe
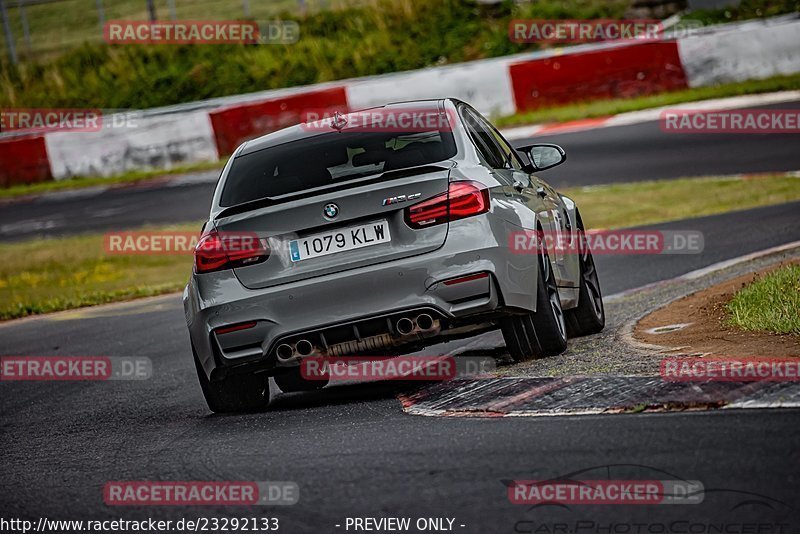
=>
[295,339,314,357]
[396,317,415,336]
[415,313,434,331]
[276,343,295,362]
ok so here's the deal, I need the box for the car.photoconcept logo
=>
[323,203,339,219]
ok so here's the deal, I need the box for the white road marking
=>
[501,90,800,141]
[604,240,800,303]
[0,218,63,235]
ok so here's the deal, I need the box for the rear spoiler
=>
[214,163,453,220]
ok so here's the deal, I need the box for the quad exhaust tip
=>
[396,317,415,336]
[279,315,437,361]
[276,343,295,361]
[295,339,314,357]
[396,313,436,335]
[416,313,434,331]
[276,339,314,361]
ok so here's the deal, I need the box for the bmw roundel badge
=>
[323,203,339,219]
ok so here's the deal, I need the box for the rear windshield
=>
[219,130,457,207]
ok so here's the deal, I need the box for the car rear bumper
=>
[185,215,539,380]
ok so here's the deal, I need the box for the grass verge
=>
[0,223,198,320]
[725,265,800,335]
[494,73,800,127]
[561,173,800,229]
[1,173,799,321]
[0,161,225,200]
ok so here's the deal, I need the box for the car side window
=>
[468,108,525,173]
[460,107,507,170]
[486,123,525,172]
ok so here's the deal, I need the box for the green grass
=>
[682,0,800,25]
[2,172,799,321]
[562,173,800,230]
[0,223,199,320]
[0,0,631,109]
[0,161,225,199]
[0,0,337,60]
[1,0,795,109]
[726,265,800,335]
[494,73,800,127]
[3,0,792,63]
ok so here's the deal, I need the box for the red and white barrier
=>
[345,56,518,118]
[509,41,687,111]
[209,86,348,156]
[678,17,800,87]
[43,110,218,180]
[0,135,51,187]
[1,16,798,186]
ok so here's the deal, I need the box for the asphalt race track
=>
[2,199,800,529]
[2,110,800,531]
[1,100,799,242]
[524,99,800,186]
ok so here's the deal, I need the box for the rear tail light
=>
[194,231,269,274]
[405,181,490,229]
[442,272,489,286]
[214,321,258,335]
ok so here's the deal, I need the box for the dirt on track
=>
[634,259,800,357]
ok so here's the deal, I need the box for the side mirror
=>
[516,143,566,172]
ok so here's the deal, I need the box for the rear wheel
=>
[274,366,329,392]
[501,243,568,361]
[192,346,271,413]
[565,225,605,337]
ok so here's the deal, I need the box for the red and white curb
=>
[398,376,800,417]
[400,242,800,418]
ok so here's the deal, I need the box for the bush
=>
[0,0,794,109]
[0,0,629,109]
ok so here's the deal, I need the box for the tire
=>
[274,366,330,392]
[192,347,271,413]
[501,242,568,361]
[565,225,605,337]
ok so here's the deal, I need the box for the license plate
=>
[289,220,391,262]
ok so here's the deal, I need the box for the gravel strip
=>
[496,246,800,378]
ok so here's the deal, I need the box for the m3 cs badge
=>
[382,192,422,206]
